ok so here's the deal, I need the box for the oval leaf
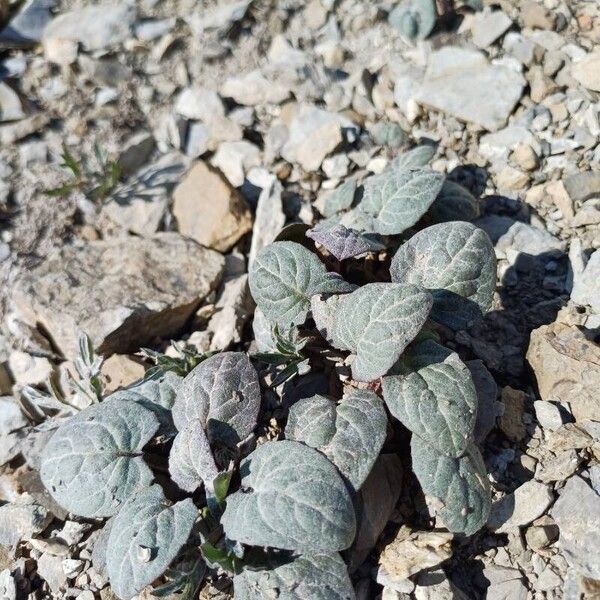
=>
[382,340,477,457]
[285,390,387,491]
[359,168,444,235]
[221,440,356,552]
[312,283,433,382]
[390,221,496,329]
[429,180,480,223]
[306,223,385,261]
[172,352,260,446]
[40,398,159,518]
[106,485,197,600]
[411,435,491,535]
[169,424,219,493]
[391,145,436,170]
[234,553,355,600]
[249,241,354,327]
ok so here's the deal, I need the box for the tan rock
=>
[8,351,54,387]
[546,180,574,219]
[527,322,600,422]
[173,161,252,252]
[11,233,224,358]
[378,527,453,582]
[101,354,146,393]
[571,52,600,92]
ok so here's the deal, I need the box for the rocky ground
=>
[1,0,600,598]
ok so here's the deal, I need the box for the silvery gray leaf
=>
[40,398,159,518]
[359,168,444,234]
[391,221,496,329]
[467,359,498,443]
[252,307,277,353]
[125,371,182,409]
[306,223,385,261]
[221,440,356,552]
[285,390,387,491]
[320,179,357,218]
[249,241,354,327]
[234,553,355,600]
[411,435,491,535]
[311,283,432,382]
[338,207,379,234]
[172,352,260,446]
[168,424,219,493]
[382,340,477,457]
[106,485,197,600]
[429,180,480,223]
[391,145,436,170]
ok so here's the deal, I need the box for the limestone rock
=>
[7,351,53,386]
[281,103,358,171]
[101,354,146,393]
[551,476,600,579]
[378,528,453,583]
[571,52,600,92]
[527,323,600,422]
[471,10,512,49]
[488,481,553,532]
[220,70,290,106]
[414,47,525,132]
[0,502,50,546]
[482,566,527,600]
[175,86,225,122]
[11,233,224,358]
[172,161,252,252]
[42,3,135,52]
[211,140,261,187]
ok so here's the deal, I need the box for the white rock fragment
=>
[175,86,225,122]
[221,70,290,106]
[471,10,512,49]
[414,47,526,132]
[8,350,53,386]
[211,140,261,187]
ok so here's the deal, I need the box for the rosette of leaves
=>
[37,145,497,599]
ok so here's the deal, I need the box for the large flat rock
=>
[414,47,526,132]
[12,233,224,358]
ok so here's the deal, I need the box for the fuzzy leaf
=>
[252,308,278,353]
[234,553,355,600]
[169,424,219,493]
[388,0,437,41]
[106,485,197,600]
[382,340,477,457]
[40,398,159,518]
[172,352,260,446]
[312,283,432,382]
[221,440,356,552]
[359,168,444,234]
[126,371,182,409]
[306,223,385,261]
[320,179,357,217]
[285,391,387,491]
[429,180,480,223]
[391,221,496,329]
[411,436,491,535]
[391,145,436,170]
[249,241,354,327]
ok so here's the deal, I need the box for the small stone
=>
[511,143,539,171]
[571,52,600,92]
[563,171,600,204]
[534,400,568,430]
[499,386,527,441]
[134,17,175,41]
[0,0,55,48]
[8,351,53,387]
[520,0,555,29]
[536,449,581,483]
[496,165,529,190]
[0,82,25,122]
[172,161,252,252]
[211,140,261,188]
[37,552,67,592]
[12,234,224,358]
[496,222,565,259]
[525,522,559,551]
[527,323,600,422]
[42,3,135,52]
[482,566,527,600]
[414,47,526,132]
[551,475,600,579]
[101,354,145,393]
[175,86,224,122]
[185,122,210,158]
[281,103,358,172]
[0,569,16,600]
[378,528,453,583]
[546,180,574,219]
[471,9,512,49]
[0,503,50,546]
[488,480,553,532]
[220,70,290,106]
